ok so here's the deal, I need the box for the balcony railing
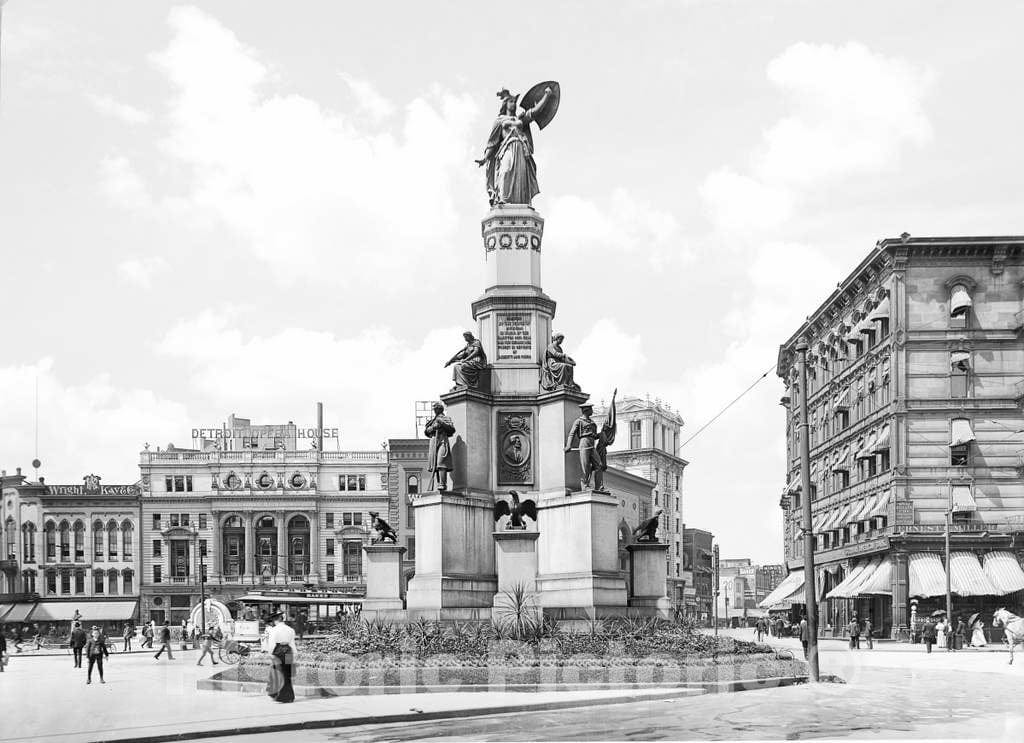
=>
[140,450,387,464]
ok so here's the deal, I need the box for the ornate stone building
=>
[137,416,390,625]
[775,235,1024,639]
[594,395,688,610]
[1,469,140,630]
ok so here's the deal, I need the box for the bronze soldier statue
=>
[425,402,456,491]
[565,402,603,492]
[445,331,488,390]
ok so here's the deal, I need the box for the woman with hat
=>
[263,611,296,703]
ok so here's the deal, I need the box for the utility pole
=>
[944,484,952,627]
[194,525,206,634]
[796,340,820,682]
[712,542,720,637]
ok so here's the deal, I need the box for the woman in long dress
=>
[477,87,554,207]
[935,619,947,650]
[970,619,987,647]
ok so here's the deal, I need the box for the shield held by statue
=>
[521,81,560,129]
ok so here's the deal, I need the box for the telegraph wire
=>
[677,364,777,451]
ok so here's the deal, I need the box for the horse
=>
[991,608,1024,665]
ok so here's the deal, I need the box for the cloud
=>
[573,318,647,402]
[0,358,191,483]
[700,41,933,236]
[547,189,688,262]
[338,73,396,121]
[116,257,169,288]
[154,307,462,448]
[98,155,154,211]
[121,6,480,290]
[87,94,152,125]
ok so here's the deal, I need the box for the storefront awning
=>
[1,602,36,623]
[872,425,891,453]
[949,551,999,597]
[951,351,971,371]
[847,497,871,523]
[0,603,14,621]
[758,570,804,609]
[868,296,890,321]
[983,552,1024,595]
[832,446,852,472]
[909,553,947,598]
[825,560,873,599]
[950,418,975,446]
[951,485,976,514]
[30,600,138,622]
[950,285,972,317]
[858,558,893,596]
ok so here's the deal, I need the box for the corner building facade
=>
[775,236,1024,639]
[137,430,390,625]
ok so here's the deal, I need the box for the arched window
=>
[44,521,56,561]
[22,569,36,594]
[93,521,104,560]
[407,475,419,496]
[107,520,118,559]
[122,569,133,594]
[107,568,119,595]
[73,521,85,561]
[257,516,275,529]
[121,520,134,559]
[45,569,57,595]
[224,515,243,528]
[288,515,309,529]
[3,518,15,558]
[59,520,70,561]
[22,523,36,562]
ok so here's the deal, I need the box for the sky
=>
[1,1,1022,565]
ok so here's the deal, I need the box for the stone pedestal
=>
[627,542,672,618]
[535,490,628,618]
[362,544,406,613]
[405,490,497,620]
[493,530,540,605]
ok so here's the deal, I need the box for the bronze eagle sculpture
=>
[369,511,398,543]
[632,508,664,543]
[493,490,538,530]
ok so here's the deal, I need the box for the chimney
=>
[16,467,22,476]
[316,402,324,452]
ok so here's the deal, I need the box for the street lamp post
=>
[192,525,206,635]
[796,340,820,682]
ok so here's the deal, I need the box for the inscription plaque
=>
[496,312,533,361]
[894,500,914,526]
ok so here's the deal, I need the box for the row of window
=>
[23,520,135,564]
[41,568,134,596]
[160,474,373,491]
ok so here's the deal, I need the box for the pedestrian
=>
[141,622,154,649]
[70,621,87,668]
[970,617,987,648]
[754,618,763,642]
[799,614,810,659]
[84,626,109,684]
[922,617,937,653]
[32,623,42,650]
[196,628,218,667]
[863,617,874,650]
[122,623,134,652]
[154,620,174,660]
[954,616,967,651]
[847,617,861,650]
[180,620,189,651]
[13,624,23,653]
[935,617,947,650]
[0,625,7,673]
[263,611,296,703]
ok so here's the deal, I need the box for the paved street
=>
[203,634,1024,742]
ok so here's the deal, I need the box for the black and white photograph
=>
[2,2,1024,741]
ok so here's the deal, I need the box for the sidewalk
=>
[2,652,702,743]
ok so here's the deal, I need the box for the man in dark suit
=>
[69,621,87,668]
[921,618,937,653]
[799,614,810,658]
[154,620,174,660]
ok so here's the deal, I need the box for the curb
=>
[77,675,818,743]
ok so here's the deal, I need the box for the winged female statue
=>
[476,81,561,207]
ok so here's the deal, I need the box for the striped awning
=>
[847,497,872,523]
[30,600,138,622]
[983,552,1024,595]
[868,296,890,321]
[950,418,975,446]
[832,446,852,472]
[868,490,891,519]
[812,512,826,532]
[758,570,805,609]
[872,425,891,453]
[949,551,999,597]
[951,485,976,513]
[826,560,874,599]
[951,351,971,371]
[1,602,36,623]
[909,553,947,598]
[786,472,802,494]
[833,388,850,410]
[950,285,972,317]
[858,558,893,595]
